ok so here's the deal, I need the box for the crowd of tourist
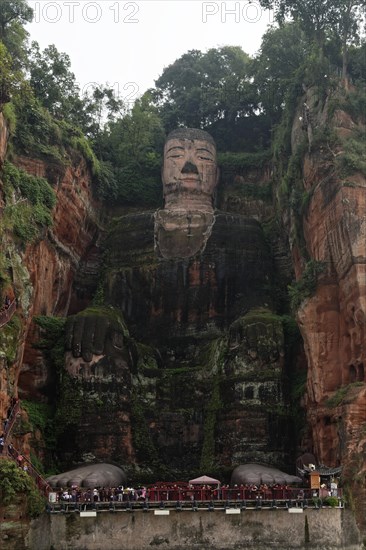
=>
[53,486,147,504]
[50,482,326,504]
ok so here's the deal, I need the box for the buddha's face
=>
[162,136,218,204]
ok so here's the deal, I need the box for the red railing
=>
[146,485,342,502]
[1,399,50,497]
[0,299,16,328]
[3,400,20,443]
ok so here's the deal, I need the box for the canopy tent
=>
[189,475,221,485]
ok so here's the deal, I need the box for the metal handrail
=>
[0,299,16,328]
[3,400,20,443]
[7,444,50,496]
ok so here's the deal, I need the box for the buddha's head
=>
[162,128,219,210]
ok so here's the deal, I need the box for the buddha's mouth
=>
[180,176,200,183]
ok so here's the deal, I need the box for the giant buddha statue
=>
[56,128,288,484]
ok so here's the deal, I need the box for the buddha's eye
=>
[197,155,213,161]
[168,154,184,159]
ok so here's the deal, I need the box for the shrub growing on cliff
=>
[288,260,326,310]
[0,460,45,518]
[325,382,364,408]
[2,161,55,244]
[338,133,366,177]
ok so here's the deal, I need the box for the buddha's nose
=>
[181,161,199,174]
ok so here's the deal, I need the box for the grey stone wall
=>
[26,509,362,550]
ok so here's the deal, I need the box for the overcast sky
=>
[27,1,273,104]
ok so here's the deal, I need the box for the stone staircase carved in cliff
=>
[0,298,16,328]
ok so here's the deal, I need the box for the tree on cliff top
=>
[0,0,33,63]
[257,0,366,84]
[153,46,254,127]
[94,95,164,204]
[152,46,270,151]
[28,42,80,120]
[0,0,33,36]
[0,41,20,105]
[252,23,309,123]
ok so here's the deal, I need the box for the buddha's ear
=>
[216,166,220,185]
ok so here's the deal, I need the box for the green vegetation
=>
[199,338,225,470]
[200,373,222,471]
[136,342,159,372]
[338,133,366,177]
[131,390,159,466]
[218,150,272,172]
[288,260,326,311]
[0,251,12,294]
[72,305,129,336]
[258,0,365,85]
[94,99,164,205]
[230,308,284,360]
[53,371,83,435]
[323,496,339,507]
[0,1,33,63]
[22,400,53,433]
[34,315,66,371]
[0,459,45,518]
[325,382,364,408]
[2,160,55,244]
[152,46,258,148]
[2,100,17,134]
[0,313,22,363]
[0,41,21,105]
[27,316,67,472]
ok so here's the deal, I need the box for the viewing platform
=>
[47,496,344,515]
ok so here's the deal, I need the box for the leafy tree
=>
[28,42,125,138]
[0,0,33,38]
[0,0,33,63]
[348,42,366,83]
[335,0,366,84]
[258,0,339,48]
[252,23,309,123]
[28,42,80,119]
[94,95,165,204]
[258,0,366,83]
[0,459,45,517]
[0,41,20,105]
[152,46,272,151]
[153,46,255,130]
[77,84,125,139]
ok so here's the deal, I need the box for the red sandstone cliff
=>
[289,86,366,529]
[0,116,100,413]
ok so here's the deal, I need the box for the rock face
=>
[288,86,366,530]
[17,155,100,402]
[0,141,100,419]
